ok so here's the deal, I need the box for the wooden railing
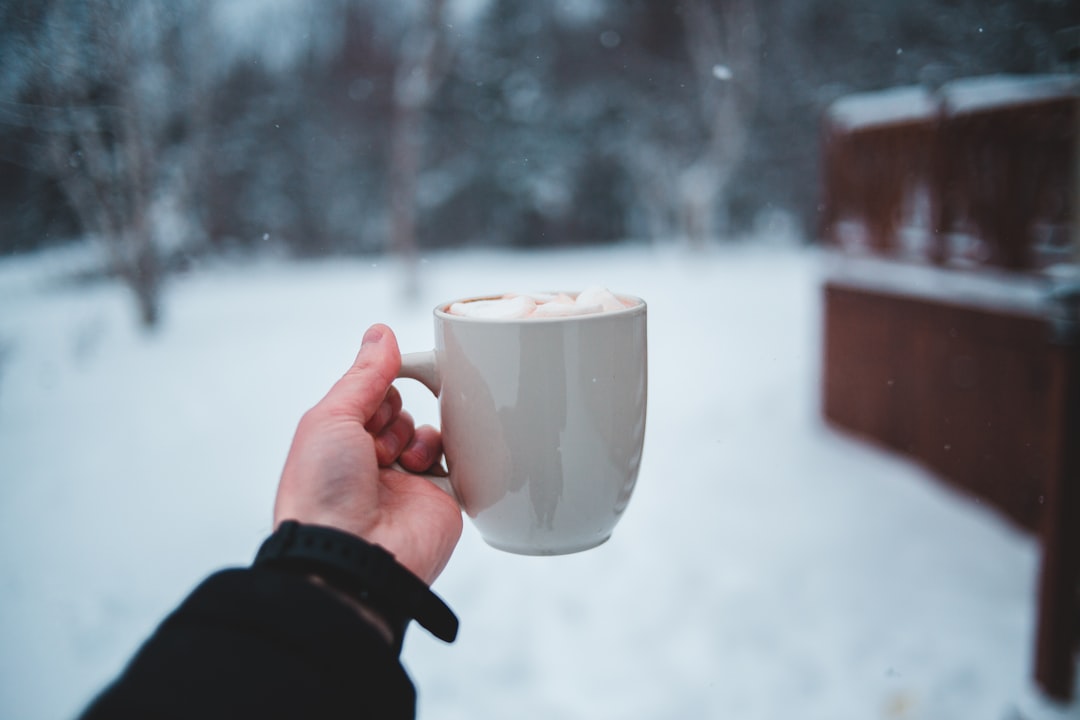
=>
[819,74,1079,701]
[821,75,1077,272]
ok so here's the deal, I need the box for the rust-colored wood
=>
[820,116,938,255]
[821,79,1077,271]
[820,76,1079,699]
[936,95,1076,271]
[822,283,1055,532]
[822,282,1078,700]
[1034,340,1080,699]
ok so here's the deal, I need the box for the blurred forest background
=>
[1,0,1078,326]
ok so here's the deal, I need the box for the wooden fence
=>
[819,74,1079,700]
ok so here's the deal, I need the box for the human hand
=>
[274,324,462,585]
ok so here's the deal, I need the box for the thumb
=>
[320,324,402,423]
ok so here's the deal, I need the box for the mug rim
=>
[434,292,646,323]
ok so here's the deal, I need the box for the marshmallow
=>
[574,286,627,312]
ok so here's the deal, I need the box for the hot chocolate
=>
[447,287,634,319]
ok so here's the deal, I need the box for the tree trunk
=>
[387,0,449,298]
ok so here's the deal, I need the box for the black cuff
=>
[253,521,458,653]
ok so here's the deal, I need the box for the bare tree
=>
[24,0,202,328]
[624,0,760,247]
[388,0,453,295]
[679,0,759,246]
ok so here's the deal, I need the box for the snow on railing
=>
[826,85,938,131]
[940,73,1080,116]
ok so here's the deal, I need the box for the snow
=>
[826,75,1079,132]
[712,64,733,81]
[827,86,938,131]
[941,74,1079,117]
[0,243,1073,719]
[824,252,1068,318]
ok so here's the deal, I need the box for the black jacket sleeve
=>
[80,567,417,720]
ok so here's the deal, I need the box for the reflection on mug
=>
[498,327,568,532]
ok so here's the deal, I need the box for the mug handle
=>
[398,350,440,395]
[394,351,459,503]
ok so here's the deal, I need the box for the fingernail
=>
[362,326,383,347]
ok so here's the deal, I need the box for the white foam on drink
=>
[447,295,536,319]
[447,287,631,319]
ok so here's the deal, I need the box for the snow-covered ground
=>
[0,243,1071,719]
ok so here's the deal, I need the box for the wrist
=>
[253,521,459,655]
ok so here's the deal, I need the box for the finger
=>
[398,424,443,474]
[320,324,401,423]
[364,385,403,435]
[374,410,415,466]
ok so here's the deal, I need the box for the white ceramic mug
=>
[397,293,647,555]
